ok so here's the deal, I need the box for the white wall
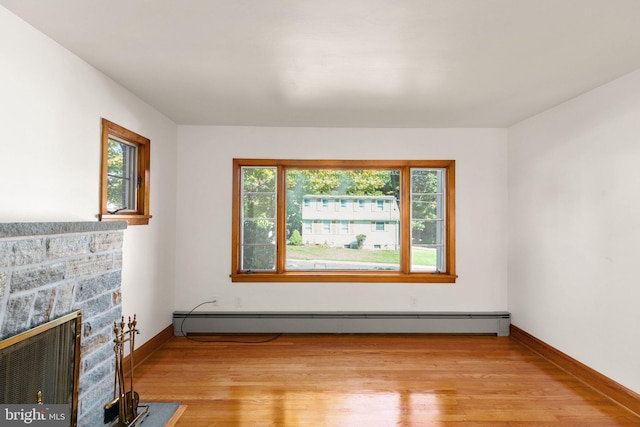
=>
[0,7,178,347]
[176,126,508,313]
[509,69,640,393]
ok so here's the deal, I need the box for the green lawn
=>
[286,245,436,266]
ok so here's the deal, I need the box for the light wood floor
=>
[132,334,639,426]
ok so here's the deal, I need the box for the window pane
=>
[243,167,276,192]
[107,139,124,177]
[106,138,137,212]
[411,195,443,220]
[240,167,276,271]
[107,176,126,210]
[243,194,276,219]
[411,169,440,193]
[242,245,276,271]
[411,220,443,245]
[411,169,445,272]
[285,169,400,271]
[242,220,276,244]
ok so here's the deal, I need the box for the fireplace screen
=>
[0,311,81,425]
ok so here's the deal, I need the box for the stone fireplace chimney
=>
[0,222,127,426]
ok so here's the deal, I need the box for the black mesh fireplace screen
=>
[0,311,81,426]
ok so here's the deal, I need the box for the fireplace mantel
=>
[0,221,127,239]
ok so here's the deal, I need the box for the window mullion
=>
[133,143,141,212]
[400,166,411,274]
[445,162,456,276]
[276,165,287,273]
[231,161,241,274]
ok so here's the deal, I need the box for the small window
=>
[375,221,385,231]
[99,119,151,225]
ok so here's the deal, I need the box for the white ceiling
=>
[3,0,640,127]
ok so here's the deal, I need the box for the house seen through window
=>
[232,159,456,283]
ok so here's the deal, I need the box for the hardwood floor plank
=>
[130,334,640,426]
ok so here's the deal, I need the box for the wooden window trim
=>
[99,119,152,226]
[231,159,456,283]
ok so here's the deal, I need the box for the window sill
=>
[230,271,457,283]
[99,213,152,226]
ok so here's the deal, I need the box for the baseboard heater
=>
[173,311,511,336]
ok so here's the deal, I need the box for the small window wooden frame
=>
[99,119,151,226]
[231,159,456,283]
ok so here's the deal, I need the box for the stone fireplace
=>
[0,222,127,426]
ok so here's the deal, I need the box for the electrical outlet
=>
[211,296,219,306]
[234,297,243,307]
[410,296,418,307]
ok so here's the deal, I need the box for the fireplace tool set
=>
[104,315,149,426]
